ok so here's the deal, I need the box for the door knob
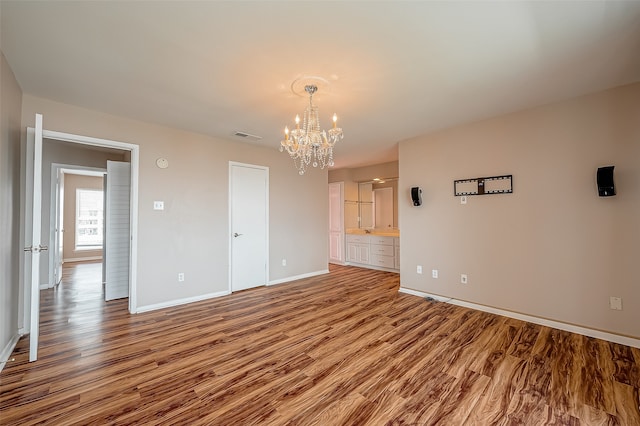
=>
[23,245,48,253]
[233,233,243,238]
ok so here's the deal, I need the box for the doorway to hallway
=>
[48,261,107,327]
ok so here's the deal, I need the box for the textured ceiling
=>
[2,1,640,169]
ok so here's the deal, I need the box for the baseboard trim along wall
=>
[63,256,103,263]
[0,333,21,373]
[136,270,330,314]
[345,262,399,274]
[268,269,329,286]
[136,290,230,314]
[399,287,640,349]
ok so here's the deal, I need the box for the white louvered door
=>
[105,160,131,301]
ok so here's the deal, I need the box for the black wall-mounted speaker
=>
[597,166,615,197]
[411,187,422,206]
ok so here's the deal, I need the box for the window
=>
[76,189,104,250]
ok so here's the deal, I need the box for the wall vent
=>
[234,131,263,140]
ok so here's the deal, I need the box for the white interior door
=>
[25,114,44,362]
[230,163,268,292]
[329,182,344,264]
[102,174,107,287]
[105,161,130,301]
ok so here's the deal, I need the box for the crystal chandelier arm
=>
[279,84,341,175]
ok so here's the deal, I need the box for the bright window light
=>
[76,189,104,250]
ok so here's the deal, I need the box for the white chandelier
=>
[280,85,343,175]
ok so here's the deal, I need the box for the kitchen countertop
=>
[346,228,400,237]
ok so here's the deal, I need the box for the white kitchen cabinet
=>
[346,234,370,264]
[346,234,399,272]
[347,243,370,264]
[370,236,395,269]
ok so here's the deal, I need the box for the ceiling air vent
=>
[234,131,263,141]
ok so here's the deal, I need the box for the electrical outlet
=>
[460,274,468,284]
[417,265,422,274]
[153,201,164,210]
[609,296,622,310]
[461,196,467,205]
[282,259,287,266]
[432,269,438,278]
[178,273,184,282]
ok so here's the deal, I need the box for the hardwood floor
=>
[1,262,639,425]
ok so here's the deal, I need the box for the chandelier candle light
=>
[280,85,343,175]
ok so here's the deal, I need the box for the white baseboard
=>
[63,256,103,263]
[399,287,640,349]
[137,270,331,313]
[345,262,399,274]
[0,333,22,373]
[268,269,329,286]
[137,269,331,313]
[40,281,62,290]
[135,290,230,314]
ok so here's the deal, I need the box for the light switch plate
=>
[153,201,164,210]
[609,296,622,310]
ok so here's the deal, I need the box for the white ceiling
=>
[3,1,640,169]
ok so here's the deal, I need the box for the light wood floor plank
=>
[1,261,639,425]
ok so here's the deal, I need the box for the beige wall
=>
[40,140,125,285]
[349,161,399,183]
[329,161,399,184]
[0,52,23,356]
[62,174,105,262]
[399,82,640,338]
[22,95,328,309]
[329,161,399,229]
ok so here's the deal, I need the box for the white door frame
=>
[23,128,139,323]
[228,161,269,293]
[48,164,106,289]
[328,181,345,264]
